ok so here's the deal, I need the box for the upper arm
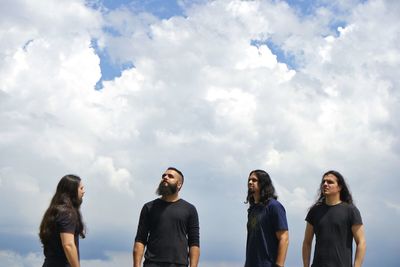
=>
[57,210,77,234]
[57,211,77,247]
[135,206,150,244]
[271,202,288,230]
[60,232,75,246]
[352,224,365,245]
[188,206,200,247]
[303,222,314,244]
[275,230,289,241]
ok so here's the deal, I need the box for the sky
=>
[0,0,399,266]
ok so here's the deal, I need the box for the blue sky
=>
[0,0,399,266]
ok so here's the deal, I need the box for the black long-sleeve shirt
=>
[135,198,200,265]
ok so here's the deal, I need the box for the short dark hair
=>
[167,167,184,184]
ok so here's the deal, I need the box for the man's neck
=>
[325,195,341,206]
[161,193,180,202]
[253,193,260,204]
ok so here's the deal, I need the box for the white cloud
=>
[90,156,133,192]
[385,201,400,213]
[205,87,256,126]
[0,251,42,267]
[1,0,400,266]
[82,251,131,267]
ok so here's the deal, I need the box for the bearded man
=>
[133,167,200,267]
[245,169,289,267]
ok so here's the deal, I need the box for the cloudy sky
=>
[0,0,399,266]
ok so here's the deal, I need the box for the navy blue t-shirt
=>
[245,199,288,267]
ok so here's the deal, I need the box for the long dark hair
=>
[39,175,85,245]
[312,170,354,207]
[245,169,277,206]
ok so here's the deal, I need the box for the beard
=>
[73,197,83,208]
[156,181,178,196]
[248,188,257,196]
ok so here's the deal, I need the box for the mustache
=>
[156,181,178,196]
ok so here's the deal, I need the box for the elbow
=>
[133,241,145,253]
[281,236,289,247]
[276,231,289,250]
[302,239,312,249]
[358,239,367,251]
[62,242,76,251]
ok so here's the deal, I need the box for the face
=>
[77,181,85,202]
[157,169,182,196]
[248,173,260,195]
[321,174,341,197]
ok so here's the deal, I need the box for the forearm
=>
[133,242,145,267]
[189,245,200,267]
[63,243,80,267]
[354,240,366,267]
[276,235,289,266]
[302,242,312,267]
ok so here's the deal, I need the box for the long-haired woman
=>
[39,175,86,267]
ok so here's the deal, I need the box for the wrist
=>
[275,264,284,267]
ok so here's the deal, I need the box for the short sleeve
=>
[57,211,77,234]
[350,205,363,225]
[135,204,150,245]
[187,205,200,247]
[271,201,288,231]
[305,206,316,226]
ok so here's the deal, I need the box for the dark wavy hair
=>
[312,170,354,207]
[39,174,85,246]
[245,169,277,206]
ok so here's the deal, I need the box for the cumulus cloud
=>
[1,0,400,266]
[0,250,42,267]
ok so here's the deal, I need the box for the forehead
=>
[323,174,338,182]
[248,173,258,180]
[165,169,177,174]
[164,169,181,179]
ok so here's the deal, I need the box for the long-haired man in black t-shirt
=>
[39,174,86,267]
[302,170,366,267]
[133,167,200,267]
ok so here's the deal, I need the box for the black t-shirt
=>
[306,202,363,267]
[43,209,79,266]
[135,198,200,266]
